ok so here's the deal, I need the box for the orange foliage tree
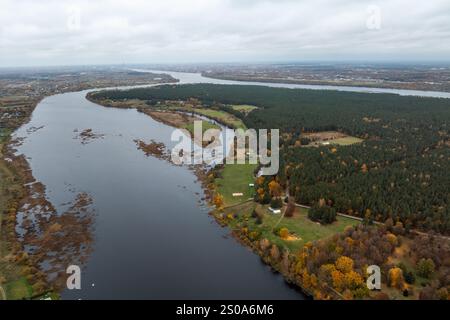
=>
[268,180,282,198]
[388,267,405,289]
[336,256,354,274]
[213,193,224,209]
[279,227,289,239]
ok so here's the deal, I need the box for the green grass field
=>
[215,163,257,206]
[192,108,246,129]
[228,204,360,252]
[329,136,364,146]
[231,105,258,114]
[183,120,220,135]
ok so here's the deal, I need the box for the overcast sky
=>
[1,0,449,67]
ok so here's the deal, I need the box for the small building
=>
[232,193,244,197]
[248,183,255,187]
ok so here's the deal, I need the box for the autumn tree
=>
[268,180,283,198]
[416,258,435,279]
[393,221,405,235]
[331,270,345,291]
[343,271,364,290]
[256,176,265,186]
[388,267,405,289]
[336,256,354,274]
[285,197,295,218]
[437,288,448,300]
[270,244,280,261]
[279,227,289,240]
[213,193,224,209]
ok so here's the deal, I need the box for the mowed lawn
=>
[193,108,246,129]
[243,205,360,251]
[215,163,257,206]
[183,120,220,135]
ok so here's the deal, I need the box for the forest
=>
[90,84,450,234]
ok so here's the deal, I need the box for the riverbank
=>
[0,136,50,299]
[0,94,47,299]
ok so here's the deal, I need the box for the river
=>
[12,74,305,300]
[136,69,450,98]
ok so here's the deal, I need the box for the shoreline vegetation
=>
[88,84,450,300]
[0,73,177,300]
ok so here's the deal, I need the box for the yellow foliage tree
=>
[257,188,265,201]
[336,256,354,274]
[386,233,398,246]
[302,270,311,290]
[331,270,345,291]
[310,273,318,288]
[279,227,289,239]
[259,238,271,251]
[343,270,364,290]
[320,263,337,276]
[213,193,224,209]
[268,180,282,197]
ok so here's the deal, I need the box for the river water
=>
[136,69,450,98]
[13,70,449,300]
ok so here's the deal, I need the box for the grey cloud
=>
[0,0,449,66]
